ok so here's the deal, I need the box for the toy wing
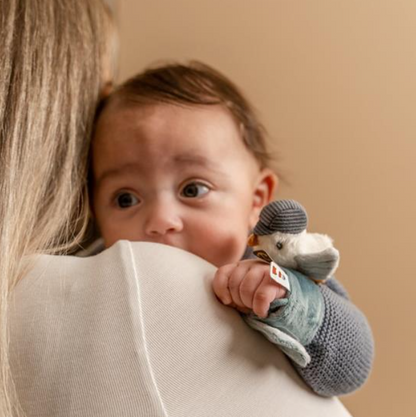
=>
[294,247,340,283]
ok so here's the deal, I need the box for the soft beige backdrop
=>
[112,1,415,416]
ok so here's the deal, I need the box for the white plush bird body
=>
[248,200,340,283]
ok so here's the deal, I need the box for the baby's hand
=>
[213,259,287,318]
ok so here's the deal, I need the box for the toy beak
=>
[247,233,259,247]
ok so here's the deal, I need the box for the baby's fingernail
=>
[222,297,231,305]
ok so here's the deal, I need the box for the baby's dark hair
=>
[101,61,274,168]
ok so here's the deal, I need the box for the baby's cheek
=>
[99,223,118,248]
[100,221,137,248]
[201,231,247,267]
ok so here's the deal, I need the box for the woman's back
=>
[11,242,351,417]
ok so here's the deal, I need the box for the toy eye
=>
[276,242,283,250]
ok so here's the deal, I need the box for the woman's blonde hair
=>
[0,0,116,415]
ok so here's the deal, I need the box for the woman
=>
[0,0,115,414]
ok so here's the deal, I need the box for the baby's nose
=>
[144,201,183,236]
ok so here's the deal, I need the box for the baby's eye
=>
[180,182,210,198]
[115,192,140,208]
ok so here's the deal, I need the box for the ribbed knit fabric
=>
[10,242,352,417]
[294,280,375,397]
[253,200,308,235]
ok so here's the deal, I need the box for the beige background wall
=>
[113,1,415,416]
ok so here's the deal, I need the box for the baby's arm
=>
[213,260,374,397]
[292,276,374,396]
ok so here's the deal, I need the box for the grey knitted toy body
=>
[248,200,340,283]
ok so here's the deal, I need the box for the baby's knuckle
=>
[212,274,224,287]
[216,266,228,276]
[228,279,240,291]
[254,291,270,302]
[245,270,260,281]
[239,285,254,297]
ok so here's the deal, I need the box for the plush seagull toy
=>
[248,200,339,283]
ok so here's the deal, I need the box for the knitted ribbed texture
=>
[11,242,352,417]
[295,280,375,397]
[254,200,308,235]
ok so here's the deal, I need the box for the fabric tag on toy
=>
[270,261,291,292]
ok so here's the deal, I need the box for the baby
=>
[90,62,373,396]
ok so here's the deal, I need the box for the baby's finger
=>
[232,303,251,315]
[239,266,268,310]
[252,275,281,318]
[212,264,237,305]
[228,263,252,309]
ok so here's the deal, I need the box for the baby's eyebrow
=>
[95,163,139,186]
[173,153,221,171]
[95,154,223,187]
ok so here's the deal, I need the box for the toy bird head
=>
[248,200,339,282]
[248,200,308,264]
[253,199,308,237]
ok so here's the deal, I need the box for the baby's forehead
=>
[95,97,136,126]
[93,100,259,168]
[92,100,262,190]
[95,99,238,138]
[93,100,154,148]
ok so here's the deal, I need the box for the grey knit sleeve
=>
[244,270,374,397]
[241,248,374,397]
[294,278,374,397]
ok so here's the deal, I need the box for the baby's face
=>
[92,103,268,267]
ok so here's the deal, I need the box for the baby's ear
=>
[250,169,278,228]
